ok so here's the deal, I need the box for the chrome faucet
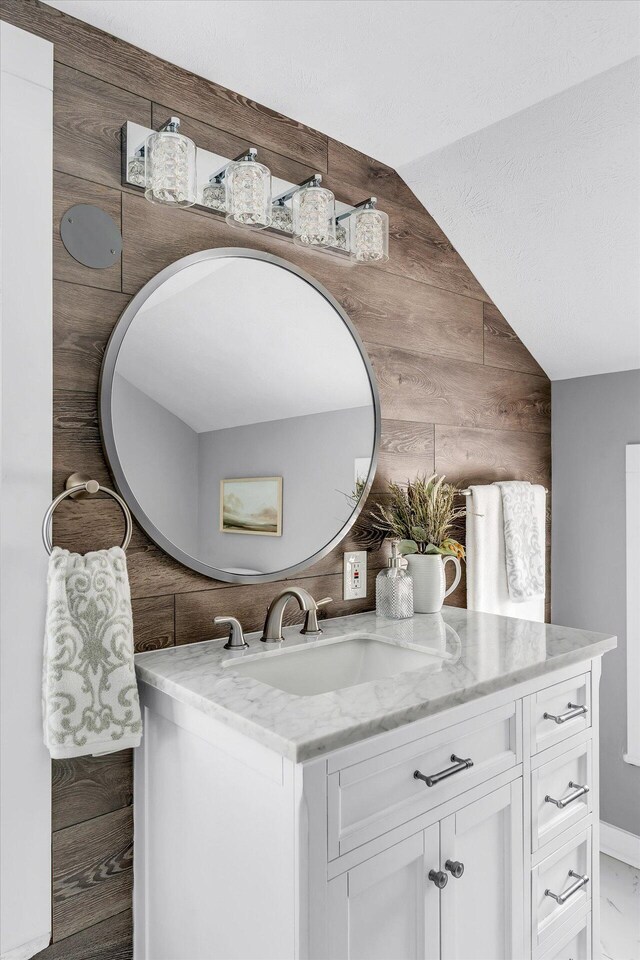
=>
[260,587,332,643]
[214,615,249,650]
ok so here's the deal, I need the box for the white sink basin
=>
[225,635,441,696]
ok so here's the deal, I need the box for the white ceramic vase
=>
[405,553,461,613]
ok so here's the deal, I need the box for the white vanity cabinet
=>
[328,779,523,960]
[133,612,613,960]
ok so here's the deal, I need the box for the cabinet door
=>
[327,825,440,960]
[440,780,524,960]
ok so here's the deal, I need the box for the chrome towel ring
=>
[42,473,133,555]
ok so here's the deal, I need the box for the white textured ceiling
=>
[401,58,640,380]
[45,0,640,379]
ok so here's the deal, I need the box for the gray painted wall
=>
[197,406,373,573]
[112,374,200,555]
[552,369,640,835]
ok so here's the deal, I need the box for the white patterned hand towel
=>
[466,484,545,622]
[495,481,545,602]
[43,546,141,758]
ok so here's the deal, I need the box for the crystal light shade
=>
[292,184,336,248]
[334,222,348,251]
[225,159,272,229]
[351,205,389,263]
[270,201,293,233]
[127,155,146,188]
[201,180,226,212]
[144,124,197,207]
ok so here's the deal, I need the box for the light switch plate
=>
[343,550,367,600]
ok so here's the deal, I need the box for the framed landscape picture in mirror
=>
[220,477,282,537]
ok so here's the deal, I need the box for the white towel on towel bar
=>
[43,546,142,758]
[466,484,546,622]
[495,481,545,602]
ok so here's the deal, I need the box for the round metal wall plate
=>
[60,204,122,268]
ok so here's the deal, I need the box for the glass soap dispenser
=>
[376,542,414,619]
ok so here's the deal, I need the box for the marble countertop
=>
[135,608,616,763]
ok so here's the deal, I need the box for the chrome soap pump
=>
[376,542,414,619]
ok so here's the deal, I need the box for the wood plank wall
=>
[2,3,551,956]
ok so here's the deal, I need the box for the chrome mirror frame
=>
[99,247,381,584]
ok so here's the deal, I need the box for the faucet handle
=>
[300,597,332,636]
[214,615,249,650]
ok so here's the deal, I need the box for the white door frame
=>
[0,20,53,960]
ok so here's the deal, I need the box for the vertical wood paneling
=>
[0,2,551,952]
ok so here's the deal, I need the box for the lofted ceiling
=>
[401,58,640,380]
[45,0,640,380]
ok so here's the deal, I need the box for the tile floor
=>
[600,853,640,960]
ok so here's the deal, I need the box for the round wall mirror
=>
[100,248,380,583]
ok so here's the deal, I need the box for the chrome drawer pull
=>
[545,870,589,904]
[414,754,474,788]
[543,703,588,725]
[545,782,589,809]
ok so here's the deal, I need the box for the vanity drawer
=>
[532,825,592,952]
[531,740,593,853]
[328,701,519,859]
[530,674,591,756]
[537,912,591,960]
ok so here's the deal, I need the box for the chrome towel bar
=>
[42,473,133,554]
[461,486,549,495]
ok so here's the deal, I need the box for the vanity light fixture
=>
[144,117,197,207]
[122,120,391,264]
[337,197,389,264]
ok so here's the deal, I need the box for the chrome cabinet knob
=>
[428,869,448,889]
[445,859,464,879]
